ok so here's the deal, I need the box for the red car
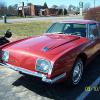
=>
[0,20,100,86]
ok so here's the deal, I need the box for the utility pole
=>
[94,0,95,8]
[79,0,83,16]
[22,2,25,17]
[63,8,64,16]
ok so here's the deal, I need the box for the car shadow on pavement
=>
[12,54,100,100]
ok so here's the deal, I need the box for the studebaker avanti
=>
[0,20,100,86]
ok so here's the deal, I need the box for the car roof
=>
[61,19,98,24]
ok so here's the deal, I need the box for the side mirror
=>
[4,29,12,38]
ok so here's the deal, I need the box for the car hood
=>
[2,34,84,71]
[3,34,80,55]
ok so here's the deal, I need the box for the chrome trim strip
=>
[0,63,66,84]
[0,63,46,78]
[42,73,66,84]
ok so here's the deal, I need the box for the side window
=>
[97,23,100,35]
[89,23,100,39]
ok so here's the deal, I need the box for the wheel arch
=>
[77,52,87,66]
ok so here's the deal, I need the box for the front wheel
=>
[68,58,84,86]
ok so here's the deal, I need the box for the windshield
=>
[46,23,86,37]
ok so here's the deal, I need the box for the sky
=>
[1,0,100,8]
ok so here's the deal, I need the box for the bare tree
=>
[44,2,48,9]
[52,5,58,9]
[7,4,18,16]
[27,3,33,6]
[57,5,67,15]
[68,5,76,12]
[0,2,7,16]
[84,3,91,12]
[68,5,80,15]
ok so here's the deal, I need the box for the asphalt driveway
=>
[0,54,100,100]
[0,16,83,23]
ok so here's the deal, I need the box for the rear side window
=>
[89,23,100,37]
[97,23,100,35]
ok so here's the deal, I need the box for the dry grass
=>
[0,21,51,40]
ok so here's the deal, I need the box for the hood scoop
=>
[42,47,49,52]
[42,36,80,52]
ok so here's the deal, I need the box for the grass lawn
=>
[0,21,51,39]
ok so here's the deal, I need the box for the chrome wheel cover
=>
[72,59,83,84]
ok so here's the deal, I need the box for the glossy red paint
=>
[1,20,100,83]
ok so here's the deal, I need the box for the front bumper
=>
[0,63,66,84]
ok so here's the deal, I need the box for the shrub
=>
[84,6,100,22]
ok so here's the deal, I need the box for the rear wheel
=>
[68,58,83,86]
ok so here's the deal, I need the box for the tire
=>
[67,58,84,86]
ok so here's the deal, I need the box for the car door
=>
[90,23,100,52]
[96,23,100,49]
[85,23,100,58]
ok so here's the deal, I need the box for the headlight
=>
[2,51,9,62]
[36,59,52,73]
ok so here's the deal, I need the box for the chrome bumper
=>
[0,63,66,84]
